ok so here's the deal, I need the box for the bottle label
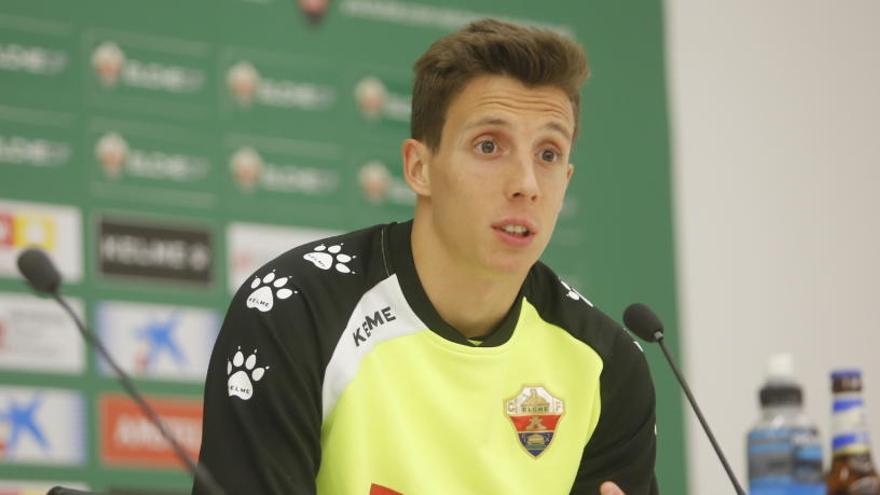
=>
[831,393,873,459]
[749,427,824,495]
[833,397,865,413]
[832,432,872,454]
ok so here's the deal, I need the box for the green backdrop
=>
[0,0,684,492]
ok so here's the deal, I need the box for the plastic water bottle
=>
[747,354,824,495]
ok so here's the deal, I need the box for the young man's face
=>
[417,74,575,277]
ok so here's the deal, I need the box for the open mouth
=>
[493,223,534,238]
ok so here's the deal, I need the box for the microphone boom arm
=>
[52,294,226,495]
[655,335,746,495]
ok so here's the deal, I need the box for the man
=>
[195,19,657,495]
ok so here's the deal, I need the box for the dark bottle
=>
[827,369,880,495]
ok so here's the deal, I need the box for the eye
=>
[540,148,560,162]
[475,139,497,155]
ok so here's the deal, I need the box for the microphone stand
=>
[654,333,747,495]
[51,293,226,495]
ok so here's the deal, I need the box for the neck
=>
[410,213,527,339]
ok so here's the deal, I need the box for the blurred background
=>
[0,0,876,493]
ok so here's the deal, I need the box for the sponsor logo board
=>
[84,31,212,118]
[95,300,219,381]
[0,16,76,108]
[89,121,212,187]
[0,292,84,373]
[0,481,88,494]
[99,394,202,469]
[0,116,73,169]
[0,42,67,76]
[357,159,414,206]
[227,222,339,292]
[228,145,338,194]
[0,199,82,282]
[338,0,573,36]
[222,133,352,217]
[0,386,86,465]
[225,58,336,112]
[90,40,204,93]
[97,216,213,286]
[353,72,411,125]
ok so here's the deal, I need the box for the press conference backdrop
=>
[0,0,683,492]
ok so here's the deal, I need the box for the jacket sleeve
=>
[570,330,659,495]
[193,275,324,495]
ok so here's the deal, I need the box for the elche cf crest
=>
[505,385,564,458]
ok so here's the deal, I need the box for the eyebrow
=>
[464,116,573,141]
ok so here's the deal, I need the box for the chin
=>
[481,252,537,278]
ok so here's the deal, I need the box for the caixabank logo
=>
[226,60,336,111]
[99,394,202,469]
[95,300,219,382]
[0,386,86,465]
[0,292,85,374]
[0,199,82,282]
[96,216,213,286]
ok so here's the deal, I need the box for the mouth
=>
[491,220,538,240]
[495,224,531,237]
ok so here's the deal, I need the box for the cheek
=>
[540,173,570,198]
[434,159,489,202]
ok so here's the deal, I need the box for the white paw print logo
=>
[227,347,268,401]
[560,280,593,307]
[303,243,355,274]
[246,270,297,312]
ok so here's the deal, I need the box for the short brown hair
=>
[411,19,590,151]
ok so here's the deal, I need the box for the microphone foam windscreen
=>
[17,248,62,294]
[623,303,664,342]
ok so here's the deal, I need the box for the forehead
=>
[444,75,575,137]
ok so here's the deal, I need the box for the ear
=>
[565,163,574,182]
[401,138,432,196]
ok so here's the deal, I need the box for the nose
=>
[505,152,540,202]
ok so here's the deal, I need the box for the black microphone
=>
[16,248,226,495]
[623,303,747,495]
[17,248,61,294]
